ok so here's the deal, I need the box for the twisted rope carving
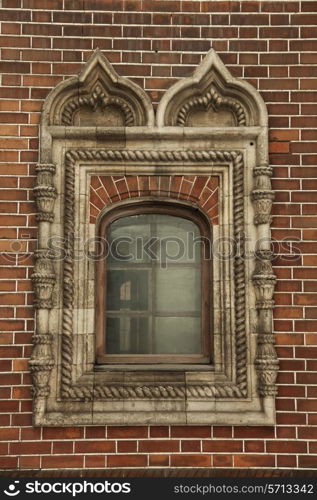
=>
[176,87,247,127]
[61,155,75,395]
[67,149,238,164]
[233,153,248,396]
[68,383,247,401]
[61,149,247,400]
[61,85,135,126]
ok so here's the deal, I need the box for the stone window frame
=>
[31,49,278,426]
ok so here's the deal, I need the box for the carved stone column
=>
[253,250,278,396]
[30,163,56,423]
[252,164,278,397]
[34,163,57,222]
[252,164,274,225]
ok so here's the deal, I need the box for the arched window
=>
[96,202,211,364]
[33,49,276,426]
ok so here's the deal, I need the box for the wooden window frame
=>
[95,200,212,365]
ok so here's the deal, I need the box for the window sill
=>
[94,363,214,372]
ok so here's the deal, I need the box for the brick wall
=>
[0,0,317,471]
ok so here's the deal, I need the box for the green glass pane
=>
[108,213,201,264]
[155,267,201,313]
[108,215,152,263]
[155,214,201,264]
[106,317,149,354]
[154,317,201,354]
[107,270,148,311]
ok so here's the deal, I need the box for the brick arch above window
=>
[89,175,219,225]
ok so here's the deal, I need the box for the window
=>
[96,202,211,365]
[32,49,277,426]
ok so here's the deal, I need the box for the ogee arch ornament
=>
[31,49,277,425]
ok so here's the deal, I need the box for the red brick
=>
[245,440,264,453]
[11,414,32,426]
[0,457,18,469]
[261,1,299,12]
[108,455,147,467]
[150,426,169,438]
[277,455,297,467]
[10,441,51,455]
[260,27,299,38]
[213,454,233,467]
[275,333,296,347]
[75,441,115,453]
[42,428,84,439]
[20,455,41,468]
[181,440,201,452]
[200,1,239,12]
[85,455,106,468]
[234,427,274,439]
[297,399,317,411]
[149,454,169,466]
[172,40,211,52]
[234,454,275,468]
[139,440,179,453]
[42,455,84,469]
[85,427,106,439]
[306,309,317,319]
[298,456,317,468]
[0,36,30,47]
[266,440,307,453]
[305,360,317,372]
[276,413,306,425]
[24,0,63,7]
[212,426,232,438]
[203,440,242,452]
[0,428,19,441]
[20,428,42,440]
[260,79,298,90]
[117,441,137,453]
[230,40,267,51]
[107,426,148,439]
[171,426,211,438]
[23,24,62,36]
[171,454,211,467]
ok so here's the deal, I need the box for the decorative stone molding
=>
[32,49,276,425]
[253,251,276,308]
[60,149,247,401]
[30,163,57,420]
[29,357,55,398]
[61,84,135,126]
[252,190,275,225]
[252,162,275,225]
[41,48,154,130]
[252,249,278,397]
[176,87,246,127]
[31,250,55,309]
[157,49,268,127]
[34,163,57,223]
[255,332,279,397]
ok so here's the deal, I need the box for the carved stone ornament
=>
[31,250,55,309]
[34,163,57,223]
[44,48,154,128]
[157,49,267,127]
[32,49,277,426]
